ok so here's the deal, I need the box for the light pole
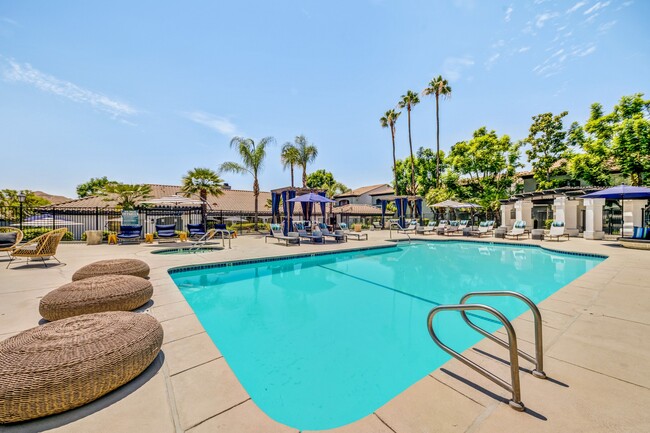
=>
[17,192,26,232]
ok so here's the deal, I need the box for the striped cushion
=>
[632,227,645,239]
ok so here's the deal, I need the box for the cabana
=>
[270,187,327,235]
[378,196,424,228]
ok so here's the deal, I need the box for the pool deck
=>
[1,232,649,433]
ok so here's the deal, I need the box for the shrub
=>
[22,228,74,242]
[81,230,113,241]
[544,219,554,230]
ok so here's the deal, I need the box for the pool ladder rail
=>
[389,222,412,243]
[427,291,547,412]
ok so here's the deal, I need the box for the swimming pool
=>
[170,241,604,430]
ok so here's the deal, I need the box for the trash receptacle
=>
[85,230,103,245]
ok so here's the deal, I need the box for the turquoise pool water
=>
[171,241,604,430]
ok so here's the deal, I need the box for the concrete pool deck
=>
[1,232,649,432]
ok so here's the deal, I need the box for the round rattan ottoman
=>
[39,275,154,321]
[0,311,163,423]
[72,259,150,281]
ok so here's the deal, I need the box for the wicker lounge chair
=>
[339,223,368,240]
[6,228,66,269]
[416,221,437,235]
[0,227,23,258]
[470,220,495,237]
[441,220,461,235]
[0,311,163,423]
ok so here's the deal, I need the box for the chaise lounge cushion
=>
[72,259,150,281]
[0,232,17,248]
[0,311,163,423]
[40,275,154,321]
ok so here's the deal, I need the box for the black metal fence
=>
[0,206,274,241]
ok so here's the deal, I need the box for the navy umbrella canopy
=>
[582,185,650,236]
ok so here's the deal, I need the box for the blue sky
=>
[1,0,648,198]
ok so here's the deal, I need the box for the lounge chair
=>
[397,220,417,234]
[339,223,368,240]
[117,225,142,244]
[214,223,236,238]
[372,221,382,230]
[0,227,23,258]
[619,227,650,250]
[264,223,300,246]
[7,228,67,269]
[294,222,323,243]
[470,220,495,237]
[318,223,346,243]
[441,220,461,235]
[546,221,569,241]
[155,224,178,243]
[436,220,449,235]
[191,228,217,245]
[417,221,437,235]
[505,220,529,240]
[187,223,206,239]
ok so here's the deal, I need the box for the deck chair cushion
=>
[0,232,17,248]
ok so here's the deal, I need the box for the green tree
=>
[611,94,650,185]
[566,119,611,186]
[398,90,420,196]
[446,127,521,220]
[394,147,444,197]
[422,75,452,186]
[306,169,335,189]
[292,135,318,188]
[0,190,50,207]
[321,180,349,216]
[76,176,112,198]
[181,168,224,229]
[524,111,569,190]
[101,183,152,210]
[280,142,301,188]
[219,136,275,229]
[380,109,402,195]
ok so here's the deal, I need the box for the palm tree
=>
[281,142,301,187]
[181,168,224,230]
[398,90,420,196]
[293,135,318,187]
[101,183,152,210]
[321,181,349,216]
[423,75,452,186]
[380,109,402,195]
[219,136,275,230]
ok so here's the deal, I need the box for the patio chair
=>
[441,220,461,235]
[155,224,178,243]
[436,220,449,235]
[264,223,300,246]
[0,227,23,258]
[117,225,142,244]
[318,223,346,243]
[417,221,437,235]
[505,220,529,240]
[294,222,323,243]
[191,228,217,245]
[545,221,569,241]
[7,228,67,269]
[339,223,369,240]
[470,221,495,237]
[187,223,206,239]
[398,220,417,234]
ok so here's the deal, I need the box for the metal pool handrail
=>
[389,222,411,242]
[459,291,546,379]
[427,304,525,411]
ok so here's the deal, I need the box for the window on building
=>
[339,199,350,206]
[510,208,516,219]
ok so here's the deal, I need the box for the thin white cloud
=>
[566,1,586,13]
[183,111,238,136]
[584,1,610,14]
[492,39,505,49]
[578,45,597,56]
[485,53,501,70]
[1,17,18,25]
[535,12,559,28]
[442,56,475,81]
[3,59,137,118]
[518,46,531,53]
[598,20,617,32]
[505,6,513,22]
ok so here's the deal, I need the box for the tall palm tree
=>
[281,142,301,187]
[293,135,318,187]
[398,90,420,196]
[181,168,224,230]
[423,75,452,186]
[380,109,402,195]
[219,136,275,230]
[101,183,152,210]
[321,181,349,217]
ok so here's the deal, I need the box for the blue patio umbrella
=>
[287,192,335,203]
[581,185,650,235]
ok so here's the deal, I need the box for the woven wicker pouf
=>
[39,275,154,321]
[0,311,163,423]
[72,258,150,281]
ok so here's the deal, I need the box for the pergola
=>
[379,195,424,228]
[270,187,327,235]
